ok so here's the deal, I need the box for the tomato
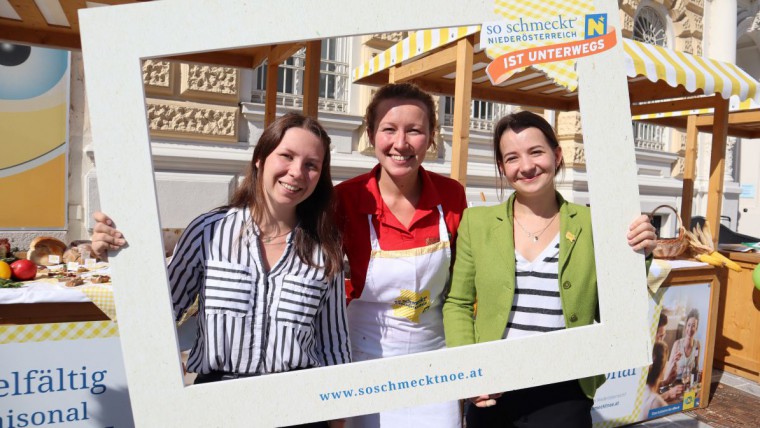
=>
[10,259,37,281]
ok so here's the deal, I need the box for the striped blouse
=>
[168,206,351,375]
[504,234,566,340]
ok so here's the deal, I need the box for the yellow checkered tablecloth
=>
[78,284,117,321]
[0,320,119,344]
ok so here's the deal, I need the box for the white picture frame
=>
[79,0,651,425]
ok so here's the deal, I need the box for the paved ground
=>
[631,370,760,427]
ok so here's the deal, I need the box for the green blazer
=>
[442,192,606,399]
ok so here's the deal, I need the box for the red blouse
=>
[335,164,467,304]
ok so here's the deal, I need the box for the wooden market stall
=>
[1,2,334,424]
[352,26,759,239]
[0,0,322,126]
[351,25,760,422]
[633,105,760,383]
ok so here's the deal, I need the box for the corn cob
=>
[708,251,742,272]
[695,253,723,268]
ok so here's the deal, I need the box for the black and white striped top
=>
[504,234,566,340]
[168,206,351,375]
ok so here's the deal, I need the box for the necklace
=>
[513,212,558,243]
[260,229,291,244]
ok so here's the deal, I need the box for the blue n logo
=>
[585,14,607,39]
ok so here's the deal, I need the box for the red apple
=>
[10,259,37,281]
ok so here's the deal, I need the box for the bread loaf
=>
[28,237,67,266]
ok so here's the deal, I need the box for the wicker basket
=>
[651,205,688,259]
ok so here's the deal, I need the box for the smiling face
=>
[370,98,432,183]
[683,316,699,339]
[498,126,562,199]
[257,127,324,219]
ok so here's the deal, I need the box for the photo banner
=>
[78,0,650,425]
[0,44,70,229]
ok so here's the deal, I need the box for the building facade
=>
[7,0,759,247]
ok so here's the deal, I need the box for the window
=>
[252,38,349,113]
[632,6,669,150]
[633,6,668,48]
[443,96,514,132]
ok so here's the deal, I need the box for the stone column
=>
[706,0,737,62]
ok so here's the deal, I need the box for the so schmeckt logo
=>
[481,13,608,48]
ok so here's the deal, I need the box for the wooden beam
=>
[630,94,721,116]
[302,40,321,119]
[390,44,457,83]
[628,80,699,104]
[388,63,397,83]
[354,70,391,87]
[451,37,473,185]
[264,61,279,127]
[8,1,47,28]
[725,109,760,125]
[681,114,698,229]
[696,108,760,127]
[472,49,490,65]
[705,98,730,247]
[509,75,557,91]
[0,25,81,50]
[268,43,303,65]
[62,0,88,32]
[471,85,574,111]
[248,47,270,69]
[725,128,760,139]
[635,116,690,131]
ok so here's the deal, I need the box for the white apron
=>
[346,205,461,428]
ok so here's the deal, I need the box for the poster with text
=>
[591,282,711,427]
[0,43,69,229]
[0,321,134,427]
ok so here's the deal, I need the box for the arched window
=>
[633,6,668,47]
[632,6,670,151]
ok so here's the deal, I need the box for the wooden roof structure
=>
[635,103,760,140]
[353,27,759,112]
[633,101,760,232]
[352,26,760,246]
[0,0,306,69]
[0,0,318,123]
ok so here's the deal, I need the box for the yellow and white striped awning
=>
[352,26,480,82]
[631,97,760,121]
[353,27,760,105]
[623,39,759,104]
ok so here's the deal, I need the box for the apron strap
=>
[367,214,381,251]
[436,205,449,243]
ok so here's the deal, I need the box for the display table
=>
[0,302,109,324]
[713,251,760,383]
[0,264,115,324]
[0,264,135,426]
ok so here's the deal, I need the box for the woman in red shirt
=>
[335,83,467,428]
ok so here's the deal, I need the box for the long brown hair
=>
[228,113,342,278]
[647,341,669,387]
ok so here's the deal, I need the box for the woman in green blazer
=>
[442,111,656,427]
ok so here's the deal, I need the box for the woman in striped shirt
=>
[92,113,350,428]
[443,111,657,428]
